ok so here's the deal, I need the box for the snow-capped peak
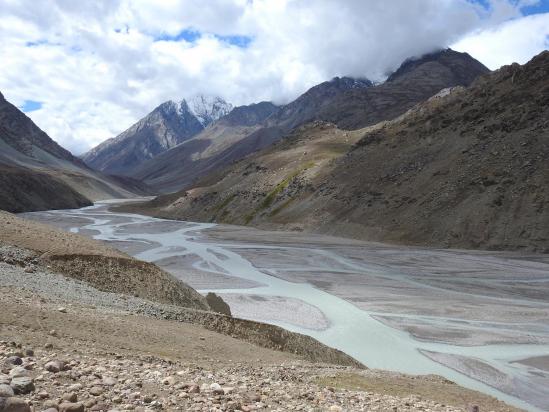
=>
[184,95,233,127]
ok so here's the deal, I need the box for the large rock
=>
[44,360,65,373]
[8,367,30,378]
[0,383,15,397]
[0,397,31,412]
[10,376,34,394]
[58,402,84,412]
[206,293,232,316]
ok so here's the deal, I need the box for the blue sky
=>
[20,100,43,112]
[471,0,549,14]
[154,29,252,48]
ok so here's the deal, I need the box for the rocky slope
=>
[0,92,147,212]
[122,50,549,252]
[81,96,232,176]
[0,210,208,310]
[0,165,91,213]
[131,49,489,194]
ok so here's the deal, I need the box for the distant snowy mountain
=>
[187,95,233,127]
[82,95,232,176]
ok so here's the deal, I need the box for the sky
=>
[1,0,548,155]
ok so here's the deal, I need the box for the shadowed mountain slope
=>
[0,92,145,212]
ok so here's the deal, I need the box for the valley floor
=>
[0,245,516,411]
[2,202,541,411]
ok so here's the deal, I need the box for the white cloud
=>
[452,12,549,69]
[0,0,547,155]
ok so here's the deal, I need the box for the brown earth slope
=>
[0,210,208,310]
[0,164,91,212]
[122,50,549,252]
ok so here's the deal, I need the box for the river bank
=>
[21,202,549,411]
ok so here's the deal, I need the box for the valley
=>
[22,202,549,411]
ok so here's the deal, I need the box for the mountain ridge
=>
[130,48,489,193]
[120,50,549,252]
[81,95,232,176]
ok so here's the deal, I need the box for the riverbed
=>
[22,202,549,411]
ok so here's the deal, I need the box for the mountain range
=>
[120,50,549,251]
[6,47,548,252]
[81,95,233,175]
[88,48,488,193]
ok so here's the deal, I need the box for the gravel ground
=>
[0,341,468,412]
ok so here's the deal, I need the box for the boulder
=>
[205,293,232,316]
[0,383,15,397]
[44,361,65,373]
[58,402,84,412]
[0,397,31,412]
[10,376,35,394]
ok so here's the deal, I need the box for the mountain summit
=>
[81,95,232,175]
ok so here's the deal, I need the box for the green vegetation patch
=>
[244,161,315,224]
[269,197,295,217]
[212,193,236,215]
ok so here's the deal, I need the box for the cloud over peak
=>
[1,0,547,154]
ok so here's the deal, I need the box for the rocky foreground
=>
[0,340,471,412]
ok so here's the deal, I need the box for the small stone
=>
[48,330,57,337]
[5,356,23,366]
[45,360,65,373]
[67,384,82,392]
[89,386,104,396]
[37,390,50,399]
[0,397,31,412]
[57,307,67,313]
[161,376,175,386]
[44,343,54,349]
[24,266,35,273]
[42,400,58,409]
[188,384,200,394]
[10,376,35,394]
[62,393,78,402]
[0,383,15,397]
[24,348,34,357]
[102,377,116,386]
[58,402,84,412]
[209,383,222,391]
